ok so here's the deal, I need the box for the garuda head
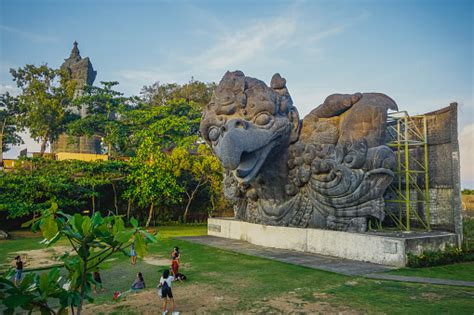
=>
[200,71,300,184]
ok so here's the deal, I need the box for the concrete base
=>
[208,218,457,267]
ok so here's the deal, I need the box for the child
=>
[13,255,25,287]
[131,272,146,291]
[158,269,179,315]
[130,237,137,265]
[93,268,105,293]
[170,246,180,277]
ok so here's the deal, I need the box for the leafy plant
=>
[0,267,75,315]
[407,245,474,268]
[12,203,158,314]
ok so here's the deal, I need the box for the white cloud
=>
[307,10,369,44]
[290,88,329,117]
[460,123,474,188]
[117,5,367,95]
[0,25,58,43]
[117,15,299,92]
[189,16,297,71]
[116,68,198,96]
[118,68,192,85]
[0,84,19,96]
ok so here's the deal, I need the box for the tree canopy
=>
[1,62,227,226]
[66,81,133,157]
[140,78,216,109]
[0,92,23,160]
[10,64,78,155]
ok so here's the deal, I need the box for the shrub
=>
[407,246,474,268]
[463,218,474,250]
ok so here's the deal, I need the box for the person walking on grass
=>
[13,255,25,287]
[93,268,105,293]
[130,236,137,265]
[158,269,179,315]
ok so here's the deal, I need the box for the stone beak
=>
[214,118,275,183]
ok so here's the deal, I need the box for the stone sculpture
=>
[61,41,97,89]
[52,42,101,154]
[200,71,398,232]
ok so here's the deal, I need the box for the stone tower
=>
[51,42,101,154]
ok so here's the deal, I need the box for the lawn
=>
[386,262,474,282]
[1,225,474,314]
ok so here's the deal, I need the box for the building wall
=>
[56,152,108,162]
[425,103,463,240]
[414,104,462,239]
[51,134,101,154]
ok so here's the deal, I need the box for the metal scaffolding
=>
[384,111,431,231]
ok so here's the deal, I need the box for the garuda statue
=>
[200,71,397,232]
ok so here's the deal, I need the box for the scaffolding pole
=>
[385,111,430,231]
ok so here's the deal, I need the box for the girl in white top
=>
[158,269,179,315]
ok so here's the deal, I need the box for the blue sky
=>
[0,0,473,187]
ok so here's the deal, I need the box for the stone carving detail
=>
[200,71,398,232]
[61,41,97,89]
[51,42,101,154]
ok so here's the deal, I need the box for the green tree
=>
[0,158,128,219]
[72,160,129,215]
[0,92,22,165]
[126,147,184,227]
[141,78,215,109]
[125,99,201,226]
[177,144,223,222]
[0,158,84,218]
[10,64,77,155]
[67,81,131,157]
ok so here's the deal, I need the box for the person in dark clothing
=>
[93,268,105,293]
[13,255,25,287]
[158,269,179,315]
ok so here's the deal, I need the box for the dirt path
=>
[250,294,362,314]
[1,246,71,270]
[142,255,170,266]
[84,283,359,314]
[84,283,238,314]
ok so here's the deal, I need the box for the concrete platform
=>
[208,218,457,267]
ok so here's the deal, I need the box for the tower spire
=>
[70,41,81,59]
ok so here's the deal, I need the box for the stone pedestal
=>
[208,218,457,267]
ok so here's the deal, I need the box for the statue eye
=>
[208,127,220,142]
[254,112,272,126]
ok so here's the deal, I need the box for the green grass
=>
[0,236,45,271]
[0,236,44,258]
[2,225,474,314]
[386,262,474,282]
[154,224,207,238]
[151,239,474,314]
